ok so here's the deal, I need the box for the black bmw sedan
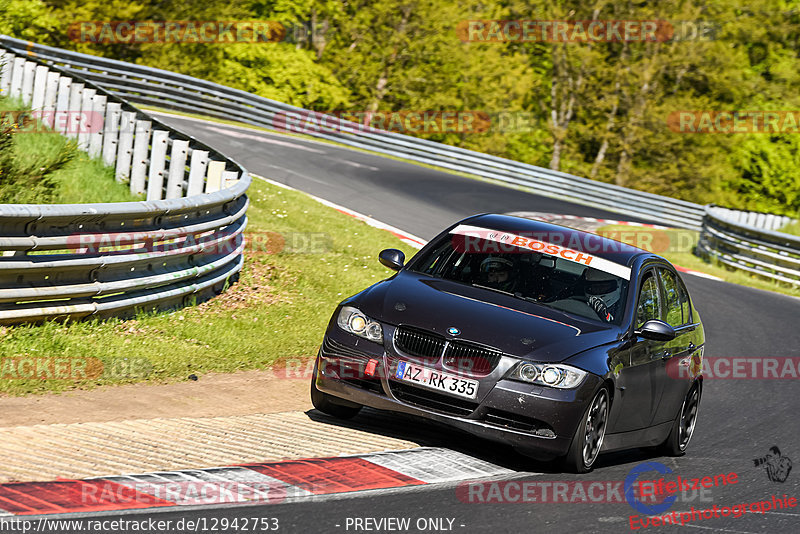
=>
[311,214,704,472]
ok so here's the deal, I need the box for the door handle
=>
[654,350,671,360]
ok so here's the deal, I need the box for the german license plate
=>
[394,361,478,400]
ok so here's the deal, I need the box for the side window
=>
[677,276,692,324]
[636,272,661,328]
[658,268,683,327]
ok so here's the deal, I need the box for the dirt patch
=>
[196,253,294,313]
[0,366,314,427]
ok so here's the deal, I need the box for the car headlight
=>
[337,306,383,343]
[510,362,587,389]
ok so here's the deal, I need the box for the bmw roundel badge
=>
[447,327,460,336]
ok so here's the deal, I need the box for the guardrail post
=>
[66,82,84,139]
[88,94,106,158]
[0,50,12,95]
[116,111,136,183]
[31,65,48,111]
[77,87,95,148]
[186,149,209,196]
[146,130,170,200]
[205,161,226,193]
[42,71,60,128]
[165,139,189,199]
[21,60,35,105]
[56,77,72,135]
[222,170,239,189]
[102,102,121,166]
[130,120,151,196]
[9,57,24,99]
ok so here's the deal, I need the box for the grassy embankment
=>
[0,97,135,203]
[0,96,414,395]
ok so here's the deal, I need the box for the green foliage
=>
[729,136,800,215]
[0,0,57,41]
[13,0,800,216]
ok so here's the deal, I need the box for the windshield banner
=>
[449,224,632,280]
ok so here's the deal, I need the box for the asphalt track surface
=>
[62,115,800,533]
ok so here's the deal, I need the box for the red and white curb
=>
[0,448,513,517]
[254,174,427,250]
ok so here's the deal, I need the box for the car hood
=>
[350,271,621,363]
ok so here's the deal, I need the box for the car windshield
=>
[407,231,630,325]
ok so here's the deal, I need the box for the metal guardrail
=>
[0,36,705,230]
[4,37,797,288]
[698,206,800,286]
[0,42,250,324]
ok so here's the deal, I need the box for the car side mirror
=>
[379,248,405,271]
[635,320,676,341]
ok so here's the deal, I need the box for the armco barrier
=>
[0,44,250,324]
[698,206,800,286]
[4,37,797,286]
[0,36,704,230]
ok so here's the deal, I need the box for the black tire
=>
[310,360,362,419]
[660,383,700,456]
[563,387,609,473]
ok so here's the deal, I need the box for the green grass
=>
[0,96,138,204]
[780,220,800,237]
[597,224,800,298]
[0,178,417,395]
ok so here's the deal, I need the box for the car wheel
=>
[563,387,609,473]
[310,360,362,419]
[660,383,700,456]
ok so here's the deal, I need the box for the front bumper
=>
[315,325,602,459]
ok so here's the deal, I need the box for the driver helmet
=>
[585,268,620,307]
[480,256,515,289]
[480,256,513,274]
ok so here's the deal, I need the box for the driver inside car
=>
[584,269,621,322]
[480,256,517,293]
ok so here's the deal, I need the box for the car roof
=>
[459,213,653,267]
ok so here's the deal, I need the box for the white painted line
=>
[148,110,340,150]
[253,174,427,249]
[204,125,326,154]
[675,267,724,281]
[334,159,380,171]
